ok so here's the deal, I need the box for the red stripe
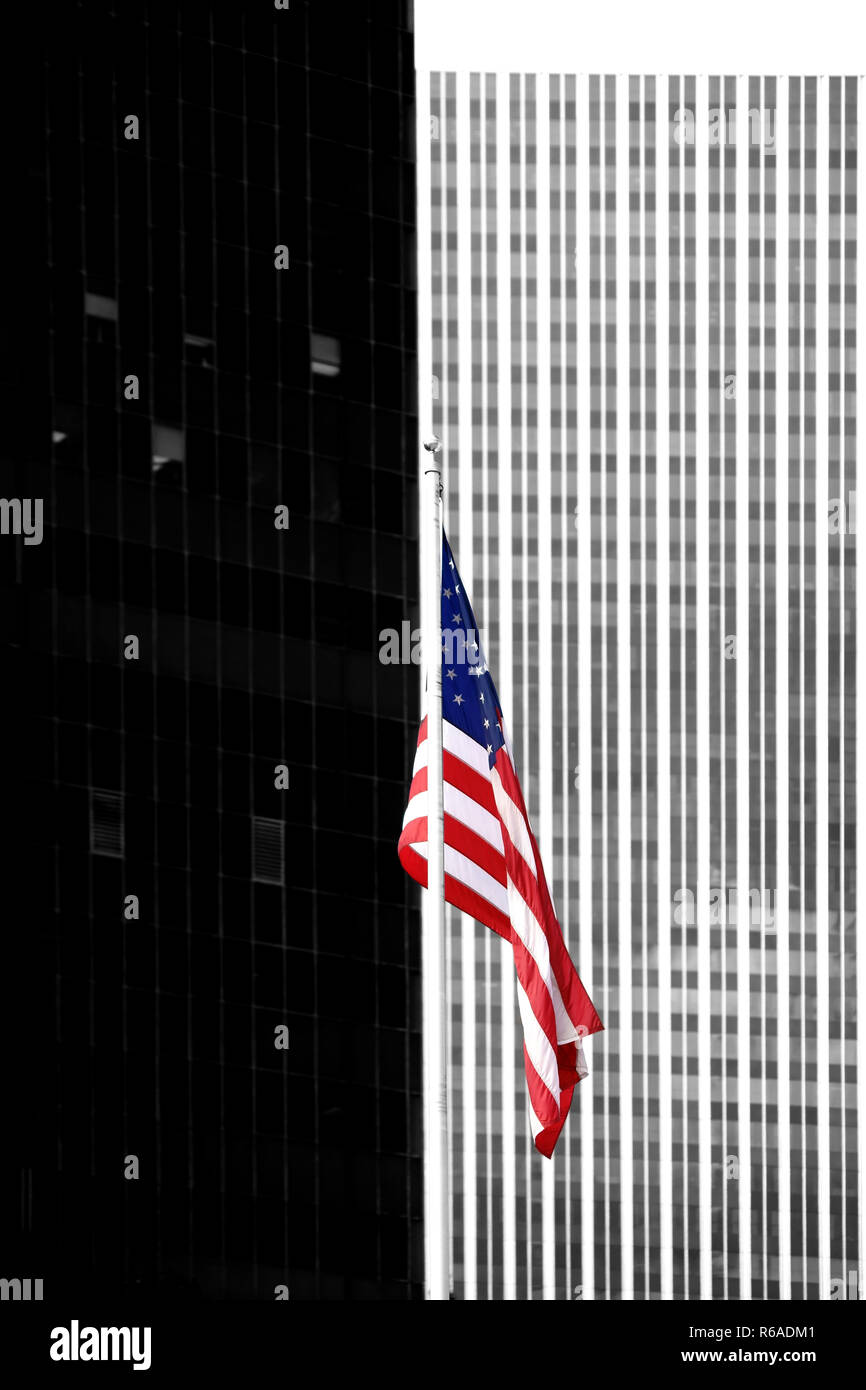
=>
[483,765,569,1060]
[400,800,507,891]
[444,749,497,816]
[495,750,604,1039]
[403,754,499,822]
[443,874,512,942]
[521,1042,560,1132]
[509,935,561,1060]
[524,1043,576,1160]
[444,813,506,888]
[399,811,508,904]
[397,836,513,942]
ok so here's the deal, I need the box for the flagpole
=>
[421,433,449,1300]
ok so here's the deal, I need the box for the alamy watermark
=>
[49,1320,152,1371]
[0,497,43,545]
[672,107,775,148]
[828,491,856,535]
[829,1270,863,1300]
[379,622,483,668]
[0,1276,43,1300]
[673,887,776,931]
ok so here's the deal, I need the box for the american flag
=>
[399,532,603,1157]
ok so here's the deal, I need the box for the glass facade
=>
[419,71,861,1299]
[4,0,422,1302]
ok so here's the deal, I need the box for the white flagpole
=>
[421,433,449,1300]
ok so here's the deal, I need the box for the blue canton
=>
[440,534,506,769]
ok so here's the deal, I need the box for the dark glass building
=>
[3,0,422,1302]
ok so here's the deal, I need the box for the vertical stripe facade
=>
[419,72,861,1301]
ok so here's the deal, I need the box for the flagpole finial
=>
[422,434,442,455]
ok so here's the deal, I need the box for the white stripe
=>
[412,719,497,783]
[492,761,586,1060]
[410,839,511,919]
[490,767,536,878]
[445,720,494,779]
[506,876,580,1047]
[406,755,506,854]
[402,791,426,830]
[446,782,504,852]
[411,739,427,779]
[515,977,561,1105]
[402,783,504,856]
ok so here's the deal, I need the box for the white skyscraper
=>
[416,61,864,1300]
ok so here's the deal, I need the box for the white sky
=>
[414,0,864,74]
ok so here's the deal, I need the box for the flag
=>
[399,532,603,1157]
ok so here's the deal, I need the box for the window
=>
[84,291,118,322]
[90,789,124,857]
[310,332,341,379]
[183,332,215,367]
[253,817,285,884]
[84,290,118,344]
[152,423,185,476]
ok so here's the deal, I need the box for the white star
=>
[486,744,493,754]
[453,693,464,706]
[443,587,452,598]
[449,559,455,569]
[479,693,485,704]
[455,584,461,594]
[483,718,490,728]
[445,668,457,680]
[452,614,462,625]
